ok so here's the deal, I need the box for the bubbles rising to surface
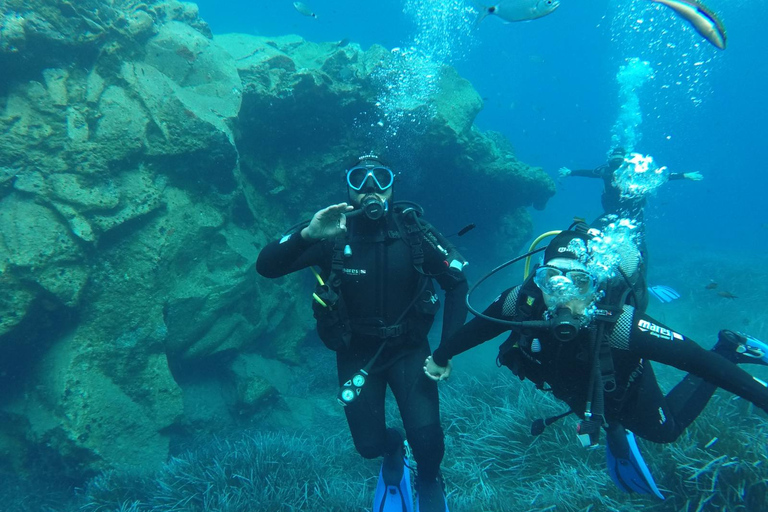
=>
[607,0,721,115]
[611,57,654,152]
[360,0,477,159]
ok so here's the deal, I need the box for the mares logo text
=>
[638,319,684,341]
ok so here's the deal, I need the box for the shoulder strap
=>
[392,208,425,272]
[515,272,542,320]
[331,234,346,274]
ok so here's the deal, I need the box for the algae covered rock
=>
[219,33,553,225]
[0,0,243,479]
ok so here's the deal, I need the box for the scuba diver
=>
[423,226,768,500]
[561,147,703,307]
[558,146,703,221]
[256,154,467,512]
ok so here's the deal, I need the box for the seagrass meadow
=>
[4,367,764,512]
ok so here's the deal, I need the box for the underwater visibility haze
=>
[0,0,766,511]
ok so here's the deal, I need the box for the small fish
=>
[336,38,350,48]
[718,291,738,300]
[293,2,317,18]
[475,0,560,24]
[649,0,727,50]
[705,281,718,290]
[457,223,476,237]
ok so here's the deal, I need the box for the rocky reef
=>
[0,0,554,481]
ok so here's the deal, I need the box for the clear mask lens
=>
[346,166,394,191]
[534,266,597,301]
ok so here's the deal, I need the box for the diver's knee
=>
[353,427,407,460]
[407,423,444,452]
[354,441,382,460]
[640,426,682,444]
[406,423,445,479]
[657,430,683,444]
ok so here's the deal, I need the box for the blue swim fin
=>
[373,455,413,512]
[648,285,681,303]
[715,330,768,366]
[740,333,768,365]
[605,425,664,500]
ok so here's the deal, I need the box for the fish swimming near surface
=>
[474,0,560,24]
[649,0,727,50]
[293,2,317,18]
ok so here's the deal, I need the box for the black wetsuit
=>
[257,210,468,482]
[433,285,768,443]
[569,163,687,221]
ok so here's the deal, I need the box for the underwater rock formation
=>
[0,0,248,479]
[224,33,553,225]
[0,0,553,481]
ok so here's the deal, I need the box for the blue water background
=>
[197,0,767,335]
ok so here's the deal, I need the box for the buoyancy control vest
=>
[495,271,640,446]
[312,202,462,351]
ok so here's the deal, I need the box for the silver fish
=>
[649,0,727,50]
[293,2,317,18]
[475,0,560,24]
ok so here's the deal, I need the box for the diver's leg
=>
[660,372,718,437]
[337,351,388,459]
[621,361,715,443]
[339,351,413,511]
[388,345,447,512]
[658,330,768,434]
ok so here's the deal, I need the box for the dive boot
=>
[373,429,413,512]
[415,473,448,512]
[714,330,768,366]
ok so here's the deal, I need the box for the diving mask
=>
[534,265,597,302]
[346,165,394,191]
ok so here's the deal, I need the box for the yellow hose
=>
[523,230,562,279]
[310,267,328,306]
[310,267,325,286]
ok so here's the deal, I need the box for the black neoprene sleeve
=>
[432,290,513,367]
[256,231,329,278]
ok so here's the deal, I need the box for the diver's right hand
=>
[424,355,452,382]
[301,203,354,241]
[558,167,572,178]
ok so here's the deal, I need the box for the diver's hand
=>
[301,203,354,241]
[558,167,571,181]
[684,171,703,181]
[424,355,452,382]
